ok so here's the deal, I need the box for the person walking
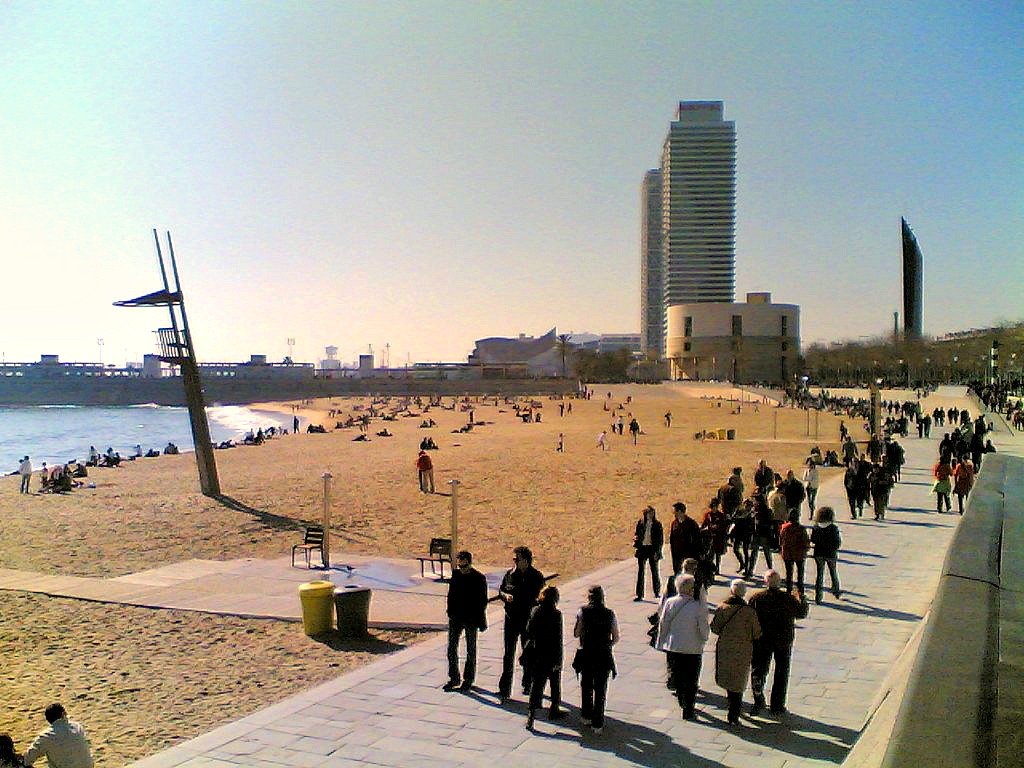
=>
[573,585,619,734]
[700,497,729,575]
[524,586,565,729]
[415,450,435,493]
[844,458,866,519]
[730,498,755,576]
[748,570,809,716]
[655,574,709,720]
[18,456,32,494]
[748,494,776,578]
[711,580,762,725]
[953,459,975,515]
[443,550,488,693]
[869,463,894,521]
[497,546,545,701]
[629,418,640,445]
[633,506,664,600]
[932,454,953,513]
[23,703,93,768]
[782,470,806,519]
[801,460,820,515]
[596,430,608,451]
[669,502,702,575]
[779,510,810,597]
[810,506,842,604]
[664,411,672,428]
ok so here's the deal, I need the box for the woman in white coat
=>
[656,574,710,720]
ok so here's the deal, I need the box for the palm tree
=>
[557,334,573,378]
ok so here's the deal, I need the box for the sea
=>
[0,404,294,470]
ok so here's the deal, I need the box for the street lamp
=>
[97,338,104,367]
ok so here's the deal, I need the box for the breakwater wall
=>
[0,377,577,406]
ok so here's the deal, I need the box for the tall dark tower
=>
[901,217,923,340]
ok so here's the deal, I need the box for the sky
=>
[1,1,1021,367]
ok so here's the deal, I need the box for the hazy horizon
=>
[2,2,1021,367]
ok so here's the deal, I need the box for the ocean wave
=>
[127,403,179,410]
[36,404,83,409]
[207,405,289,435]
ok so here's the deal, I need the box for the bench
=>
[416,537,453,580]
[292,525,326,568]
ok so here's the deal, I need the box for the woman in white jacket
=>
[656,574,710,720]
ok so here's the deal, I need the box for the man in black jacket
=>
[748,570,809,715]
[633,506,664,601]
[498,546,545,700]
[444,550,489,692]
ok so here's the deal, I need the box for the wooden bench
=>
[292,525,326,568]
[417,537,453,580]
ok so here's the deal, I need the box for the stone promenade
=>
[124,418,986,768]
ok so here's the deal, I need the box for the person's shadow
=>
[458,689,749,767]
[697,690,857,762]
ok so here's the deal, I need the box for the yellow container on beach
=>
[298,581,335,636]
[717,428,727,440]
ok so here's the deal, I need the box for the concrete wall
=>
[875,453,1022,768]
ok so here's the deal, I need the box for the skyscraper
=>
[900,217,923,340]
[640,169,664,356]
[659,101,736,307]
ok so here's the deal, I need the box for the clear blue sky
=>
[2,1,1021,366]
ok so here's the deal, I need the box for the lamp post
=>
[97,338,104,366]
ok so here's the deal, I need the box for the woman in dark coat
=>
[525,587,565,729]
[573,585,619,734]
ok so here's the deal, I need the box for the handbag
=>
[571,647,586,674]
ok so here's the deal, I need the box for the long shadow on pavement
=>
[814,599,921,622]
[697,690,857,763]
[460,690,722,767]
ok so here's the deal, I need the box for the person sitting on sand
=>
[23,703,94,768]
[375,429,393,437]
[0,732,24,768]
[164,442,179,455]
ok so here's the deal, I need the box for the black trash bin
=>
[334,585,371,636]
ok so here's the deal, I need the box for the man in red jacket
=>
[416,450,434,493]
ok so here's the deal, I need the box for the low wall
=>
[875,453,1021,768]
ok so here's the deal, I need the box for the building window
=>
[732,315,742,336]
[684,342,691,352]
[781,316,789,336]
[684,316,692,337]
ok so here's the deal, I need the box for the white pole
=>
[322,472,332,568]
[449,479,461,555]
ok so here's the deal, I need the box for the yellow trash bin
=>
[299,581,335,636]
[717,428,727,440]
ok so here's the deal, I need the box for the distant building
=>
[2,354,315,381]
[320,345,342,371]
[660,101,737,308]
[640,169,664,356]
[664,293,800,384]
[642,101,737,358]
[901,217,924,341]
[468,328,565,377]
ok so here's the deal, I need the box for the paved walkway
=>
[125,415,996,768]
[0,555,512,630]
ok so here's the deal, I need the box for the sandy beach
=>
[0,383,844,765]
